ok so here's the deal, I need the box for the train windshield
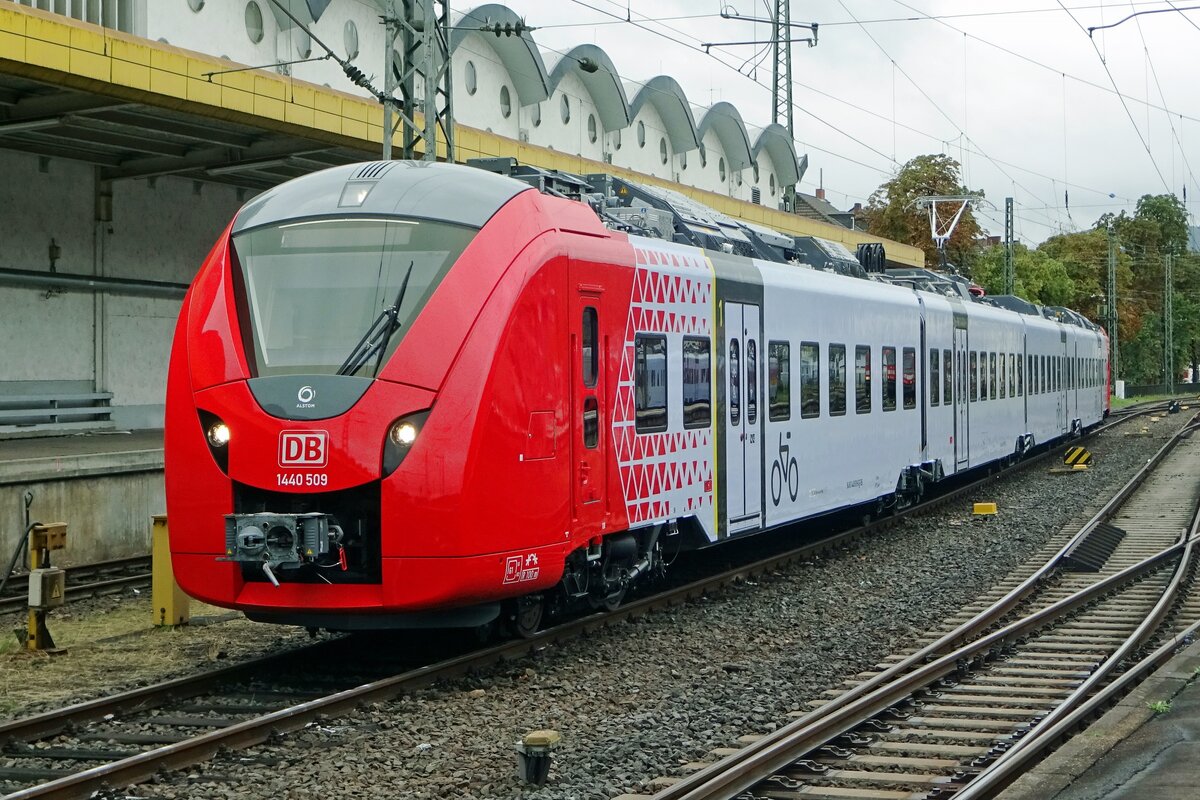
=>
[231,217,476,377]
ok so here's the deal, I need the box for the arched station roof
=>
[449,4,550,106]
[626,75,699,153]
[751,123,804,187]
[546,44,630,131]
[696,102,753,171]
[453,4,800,186]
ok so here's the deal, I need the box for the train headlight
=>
[207,422,231,447]
[198,410,231,473]
[389,421,418,446]
[382,409,431,477]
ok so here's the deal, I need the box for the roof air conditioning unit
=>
[519,128,530,142]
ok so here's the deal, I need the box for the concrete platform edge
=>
[996,639,1200,800]
[0,448,163,484]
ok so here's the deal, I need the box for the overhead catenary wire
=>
[835,0,1068,233]
[563,0,1086,236]
[1129,3,1200,203]
[1055,0,1171,193]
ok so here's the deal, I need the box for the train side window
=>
[747,339,758,424]
[829,344,847,416]
[929,348,940,407]
[855,345,872,414]
[582,306,598,388]
[634,334,668,433]
[970,351,978,401]
[682,337,711,429]
[1026,355,1033,394]
[583,397,599,448]
[729,338,741,425]
[768,341,791,421]
[990,352,998,400]
[1040,355,1046,393]
[800,341,820,419]
[1009,354,1016,397]
[882,347,897,411]
[943,349,952,403]
[979,351,988,401]
[902,347,916,409]
[999,353,1007,399]
[1017,353,1023,396]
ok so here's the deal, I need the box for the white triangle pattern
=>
[612,241,715,527]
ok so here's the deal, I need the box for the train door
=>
[725,302,762,532]
[1058,334,1069,434]
[953,324,969,469]
[571,290,607,528]
[1069,340,1078,427]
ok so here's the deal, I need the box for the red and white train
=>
[165,160,1109,632]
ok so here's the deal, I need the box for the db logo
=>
[279,430,328,467]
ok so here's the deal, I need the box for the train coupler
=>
[221,513,344,584]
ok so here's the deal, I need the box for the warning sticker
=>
[502,553,540,585]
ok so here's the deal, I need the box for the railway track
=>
[632,413,1200,800]
[0,408,1168,799]
[0,556,151,616]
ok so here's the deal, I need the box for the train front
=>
[164,161,546,629]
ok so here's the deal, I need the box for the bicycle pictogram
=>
[770,431,799,505]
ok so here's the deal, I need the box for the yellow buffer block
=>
[973,502,998,516]
[151,514,190,626]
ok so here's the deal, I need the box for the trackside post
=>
[152,515,190,626]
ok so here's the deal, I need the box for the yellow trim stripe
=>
[705,253,721,539]
[0,5,926,267]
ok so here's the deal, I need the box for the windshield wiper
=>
[336,262,414,377]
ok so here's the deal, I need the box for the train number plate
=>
[276,472,329,487]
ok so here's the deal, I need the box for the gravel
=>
[77,417,1184,800]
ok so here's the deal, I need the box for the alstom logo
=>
[279,430,329,467]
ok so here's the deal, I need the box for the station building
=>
[0,0,922,562]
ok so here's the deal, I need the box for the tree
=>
[860,154,983,270]
[973,243,1076,306]
[1093,194,1195,385]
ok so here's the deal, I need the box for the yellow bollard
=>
[151,515,190,627]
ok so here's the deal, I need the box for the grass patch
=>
[1110,393,1194,409]
[0,595,311,721]
[1148,699,1172,714]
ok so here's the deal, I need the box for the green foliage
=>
[860,154,983,270]
[974,243,1075,307]
[1148,699,1172,714]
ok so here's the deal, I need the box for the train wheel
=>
[512,594,544,639]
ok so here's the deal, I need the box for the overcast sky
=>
[488,0,1200,246]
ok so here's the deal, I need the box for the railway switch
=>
[25,522,67,652]
[515,729,560,785]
